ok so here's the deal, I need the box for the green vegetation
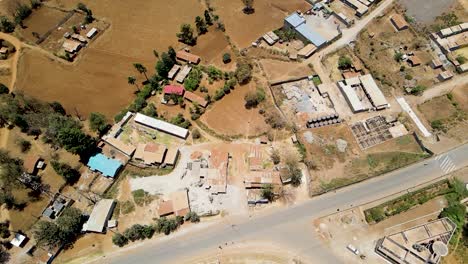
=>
[89,112,109,136]
[0,150,25,209]
[112,232,128,247]
[204,10,212,25]
[170,113,190,129]
[184,66,202,91]
[456,55,467,64]
[393,51,404,62]
[17,138,31,152]
[191,128,201,139]
[184,211,200,223]
[434,12,460,30]
[14,3,32,26]
[312,76,322,86]
[222,53,231,64]
[77,3,94,24]
[34,207,84,248]
[270,149,280,165]
[120,200,135,214]
[364,179,464,223]
[195,16,207,34]
[51,160,80,184]
[123,224,155,242]
[131,189,154,206]
[176,24,196,45]
[431,119,445,131]
[338,56,352,69]
[274,28,296,42]
[0,84,9,94]
[404,73,413,80]
[235,60,252,84]
[244,87,265,109]
[409,84,426,96]
[242,0,255,14]
[261,184,275,202]
[0,16,15,33]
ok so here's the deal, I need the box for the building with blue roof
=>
[284,12,328,48]
[87,153,122,178]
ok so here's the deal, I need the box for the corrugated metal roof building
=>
[359,74,389,109]
[83,199,115,233]
[284,12,327,48]
[338,81,367,113]
[134,113,189,139]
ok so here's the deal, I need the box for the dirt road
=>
[413,74,468,104]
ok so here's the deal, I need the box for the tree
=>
[195,16,207,34]
[17,138,31,152]
[112,233,128,247]
[456,55,467,64]
[176,24,196,45]
[168,46,176,61]
[440,203,466,227]
[56,127,96,158]
[204,10,212,25]
[222,53,231,64]
[338,56,352,69]
[56,207,84,244]
[155,217,180,235]
[271,149,280,165]
[127,76,138,91]
[184,67,202,91]
[155,52,175,78]
[244,88,265,109]
[49,101,66,115]
[89,112,109,135]
[184,211,200,223]
[34,221,62,248]
[0,84,8,94]
[431,120,444,131]
[235,60,252,84]
[0,246,9,264]
[242,0,255,14]
[0,16,15,33]
[144,103,157,117]
[410,85,426,95]
[152,50,159,58]
[133,63,149,81]
[51,161,80,184]
[261,184,275,202]
[123,224,146,242]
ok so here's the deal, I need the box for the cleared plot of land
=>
[17,6,71,43]
[419,96,457,122]
[211,0,311,48]
[399,0,457,24]
[200,84,269,137]
[16,49,139,118]
[260,59,312,83]
[191,28,236,72]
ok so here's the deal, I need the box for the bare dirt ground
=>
[200,83,269,137]
[398,0,457,24]
[211,0,311,48]
[260,59,312,83]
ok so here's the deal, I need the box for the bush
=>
[222,53,231,64]
[456,55,467,64]
[0,16,15,33]
[17,139,31,152]
[440,203,466,227]
[394,51,404,62]
[430,120,444,131]
[89,112,109,135]
[123,224,147,242]
[155,217,180,235]
[367,207,385,223]
[261,184,275,202]
[184,211,200,223]
[410,85,426,95]
[338,56,352,69]
[112,233,128,247]
[0,84,8,94]
[51,161,80,184]
[235,60,252,84]
[192,128,201,139]
[404,74,413,80]
[271,149,280,165]
[184,67,202,91]
[244,88,265,109]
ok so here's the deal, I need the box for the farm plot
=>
[191,28,236,72]
[210,0,311,48]
[200,83,269,137]
[260,59,312,83]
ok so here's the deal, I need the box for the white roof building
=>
[338,81,367,113]
[83,199,115,233]
[86,28,98,39]
[134,113,189,139]
[359,74,389,109]
[10,233,27,247]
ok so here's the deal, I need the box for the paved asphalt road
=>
[97,143,468,264]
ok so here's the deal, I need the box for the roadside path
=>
[413,74,468,104]
[90,143,468,264]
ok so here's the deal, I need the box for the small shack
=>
[62,39,81,53]
[184,91,208,108]
[83,199,116,233]
[431,59,443,69]
[24,155,44,175]
[176,50,200,64]
[10,233,27,247]
[163,85,185,96]
[407,55,422,67]
[86,28,98,39]
[390,14,408,31]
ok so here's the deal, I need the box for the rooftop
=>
[359,74,389,109]
[84,199,115,233]
[176,50,200,64]
[163,85,185,95]
[134,113,189,139]
[87,153,122,177]
[184,91,208,108]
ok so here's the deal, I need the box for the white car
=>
[347,244,360,255]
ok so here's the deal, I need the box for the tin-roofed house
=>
[87,153,123,178]
[83,199,116,233]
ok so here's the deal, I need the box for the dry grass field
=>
[210,0,311,48]
[200,83,269,137]
[260,59,312,83]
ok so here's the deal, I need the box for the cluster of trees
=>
[189,103,204,121]
[77,3,94,24]
[408,84,426,96]
[235,60,253,84]
[51,161,80,184]
[88,112,109,136]
[283,155,302,187]
[34,207,84,248]
[177,10,213,45]
[262,107,285,129]
[184,67,202,91]
[0,150,26,209]
[0,93,96,159]
[170,113,191,129]
[0,16,15,33]
[274,28,296,42]
[113,212,201,247]
[244,87,265,109]
[13,3,32,27]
